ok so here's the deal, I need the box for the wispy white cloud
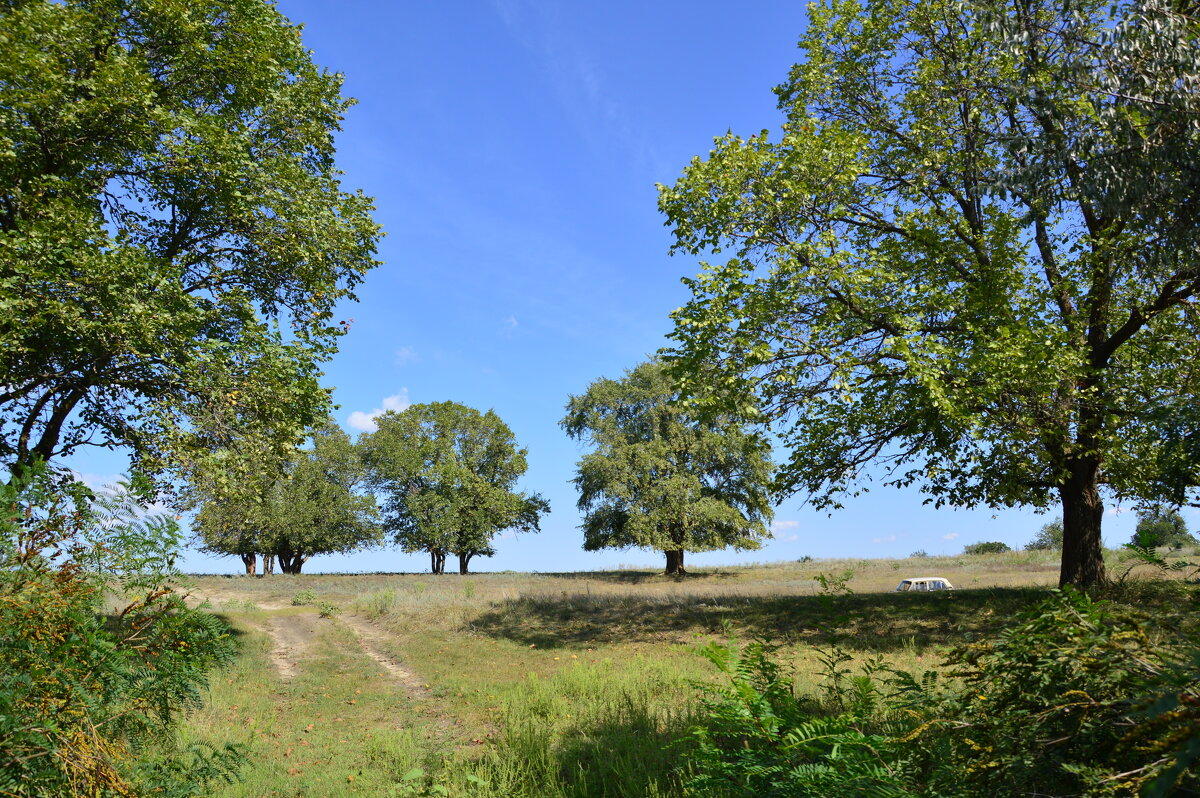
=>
[942,532,960,541]
[498,315,519,337]
[770,520,800,541]
[394,346,420,366]
[872,534,898,544]
[347,390,411,432]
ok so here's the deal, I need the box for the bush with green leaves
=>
[292,588,318,606]
[0,467,242,797]
[961,541,1011,555]
[687,590,1200,797]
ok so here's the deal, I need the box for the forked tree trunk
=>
[430,550,446,574]
[665,549,686,575]
[1059,457,1107,588]
[277,552,306,574]
[241,553,257,575]
[263,554,275,575]
[458,552,473,575]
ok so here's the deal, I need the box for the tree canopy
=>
[1026,519,1064,551]
[562,360,774,575]
[363,402,548,574]
[1133,508,1197,550]
[195,422,381,574]
[0,0,380,483]
[659,0,1200,587]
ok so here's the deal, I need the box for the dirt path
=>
[263,612,324,680]
[339,613,435,699]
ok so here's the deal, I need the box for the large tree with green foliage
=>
[0,0,380,483]
[363,402,548,575]
[659,0,1200,587]
[195,422,380,574]
[561,361,774,575]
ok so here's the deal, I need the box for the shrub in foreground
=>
[0,468,242,797]
[688,589,1199,797]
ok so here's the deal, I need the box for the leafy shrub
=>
[292,588,318,606]
[318,602,341,618]
[909,549,928,558]
[0,467,243,797]
[687,640,907,797]
[962,541,1011,555]
[687,590,1200,797]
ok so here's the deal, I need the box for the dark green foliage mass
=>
[0,466,242,797]
[0,0,380,483]
[562,360,774,575]
[195,421,381,574]
[363,402,547,575]
[962,541,1011,555]
[1134,508,1197,550]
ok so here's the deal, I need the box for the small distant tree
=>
[363,402,547,574]
[1133,509,1197,550]
[963,541,1012,555]
[562,360,775,575]
[1026,519,1064,551]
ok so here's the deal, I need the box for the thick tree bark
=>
[458,552,473,575]
[1059,457,1107,588]
[263,554,275,575]
[665,549,686,575]
[430,549,446,574]
[241,553,257,575]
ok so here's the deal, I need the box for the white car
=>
[894,577,955,592]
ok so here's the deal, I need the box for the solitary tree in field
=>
[1133,509,1197,550]
[562,360,774,575]
[363,402,547,574]
[0,0,380,484]
[1026,519,1064,551]
[660,0,1200,587]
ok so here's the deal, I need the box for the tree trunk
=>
[458,552,473,575]
[1059,458,1107,588]
[430,550,446,574]
[263,554,275,575]
[665,549,686,575]
[277,552,305,574]
[241,553,257,575]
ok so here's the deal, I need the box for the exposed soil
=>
[264,612,324,680]
[340,613,434,699]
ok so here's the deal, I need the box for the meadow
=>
[178,550,1188,797]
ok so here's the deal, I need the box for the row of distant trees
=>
[193,360,774,575]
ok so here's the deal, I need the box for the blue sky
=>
[73,0,1160,573]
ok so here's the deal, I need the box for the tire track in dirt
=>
[264,612,324,680]
[339,614,434,700]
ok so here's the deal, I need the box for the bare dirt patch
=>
[264,612,324,680]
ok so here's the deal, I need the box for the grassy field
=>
[177,549,1192,797]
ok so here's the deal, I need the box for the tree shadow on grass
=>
[466,587,1053,652]
[531,570,739,585]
